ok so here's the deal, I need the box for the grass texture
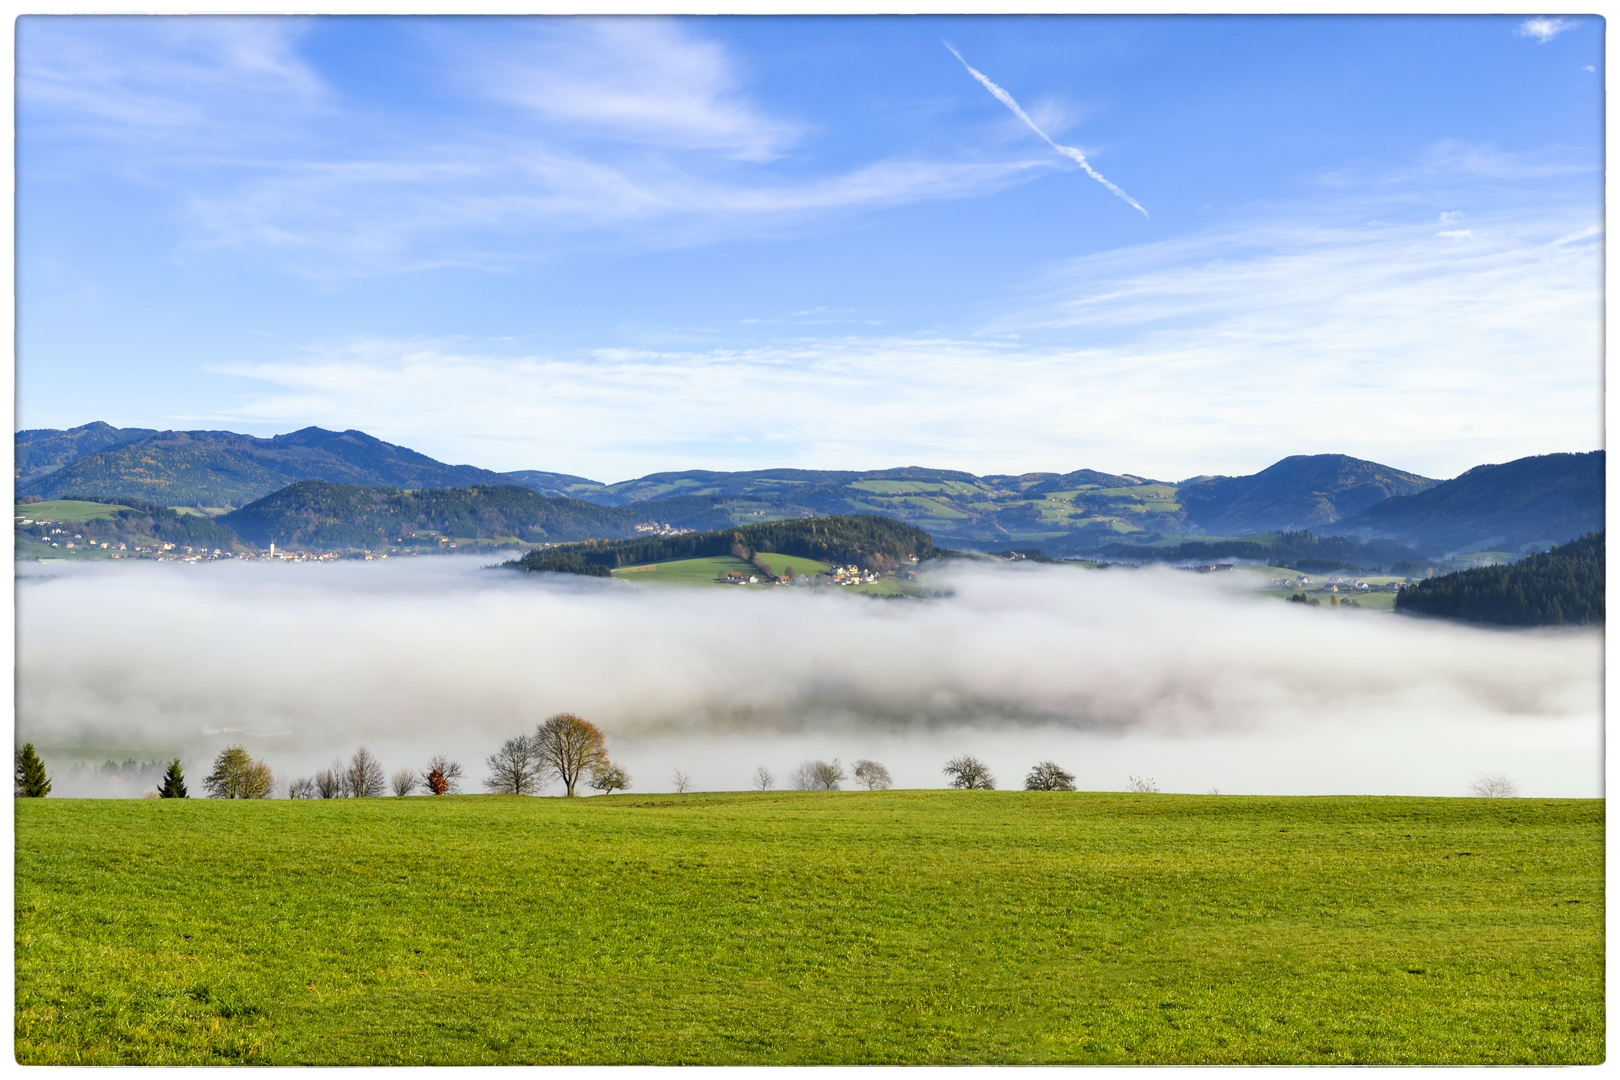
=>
[14,790,1603,1065]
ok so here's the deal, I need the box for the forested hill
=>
[1336,451,1603,557]
[17,425,512,506]
[220,481,648,549]
[1394,532,1604,627]
[514,515,934,575]
[1176,455,1436,536]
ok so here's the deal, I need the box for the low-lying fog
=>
[17,556,1602,799]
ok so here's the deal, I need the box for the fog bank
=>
[16,556,1602,798]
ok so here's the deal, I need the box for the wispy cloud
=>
[19,17,1063,275]
[1516,17,1576,43]
[944,41,1147,218]
[436,18,800,162]
[18,16,322,137]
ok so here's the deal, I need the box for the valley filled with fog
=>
[17,556,1602,799]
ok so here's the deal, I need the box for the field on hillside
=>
[15,499,129,523]
[610,554,756,584]
[15,792,1601,1066]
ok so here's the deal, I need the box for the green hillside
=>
[219,481,647,550]
[15,792,1602,1065]
[1395,531,1604,626]
[515,514,932,575]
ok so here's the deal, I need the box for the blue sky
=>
[16,14,1604,481]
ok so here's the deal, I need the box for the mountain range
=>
[15,423,1604,558]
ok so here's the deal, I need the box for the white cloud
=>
[18,16,321,136]
[1516,17,1576,43]
[202,193,1600,482]
[20,16,1061,274]
[437,18,800,162]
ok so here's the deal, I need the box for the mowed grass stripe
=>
[14,791,1602,1065]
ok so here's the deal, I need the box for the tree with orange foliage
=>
[533,712,610,797]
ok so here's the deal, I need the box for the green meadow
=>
[15,499,129,523]
[14,791,1602,1065]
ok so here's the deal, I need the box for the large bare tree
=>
[346,747,386,798]
[533,713,609,797]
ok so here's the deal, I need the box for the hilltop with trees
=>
[513,514,934,576]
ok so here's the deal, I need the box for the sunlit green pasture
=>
[610,554,756,584]
[749,552,832,578]
[14,792,1601,1066]
[15,499,129,523]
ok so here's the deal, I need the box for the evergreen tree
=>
[15,743,51,798]
[157,758,188,798]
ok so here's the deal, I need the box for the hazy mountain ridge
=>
[1335,452,1604,557]
[16,423,1602,557]
[1176,455,1439,536]
[17,425,511,506]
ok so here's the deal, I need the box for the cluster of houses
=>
[634,522,692,537]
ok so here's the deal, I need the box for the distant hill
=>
[17,425,513,506]
[16,422,159,487]
[515,514,933,575]
[1176,454,1437,537]
[1395,531,1603,626]
[219,481,648,550]
[1334,452,1604,557]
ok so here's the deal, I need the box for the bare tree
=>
[202,745,274,799]
[390,769,417,797]
[788,759,846,790]
[589,764,631,794]
[852,759,892,791]
[1469,773,1520,798]
[485,734,544,795]
[346,747,386,798]
[533,713,610,797]
[672,769,691,794]
[752,765,775,791]
[421,753,464,795]
[943,755,995,790]
[314,762,347,799]
[1127,775,1160,793]
[286,776,316,799]
[1025,761,1076,792]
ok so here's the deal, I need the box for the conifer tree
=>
[158,758,188,798]
[15,743,51,798]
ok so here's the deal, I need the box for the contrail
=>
[945,41,1148,219]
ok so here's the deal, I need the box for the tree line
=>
[15,735,1155,801]
[1395,531,1604,626]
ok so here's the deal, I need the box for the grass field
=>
[749,552,832,578]
[15,499,129,523]
[610,555,756,584]
[14,791,1601,1065]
